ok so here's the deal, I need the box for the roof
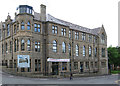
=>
[35,12,101,36]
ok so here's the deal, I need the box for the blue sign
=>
[17,55,30,68]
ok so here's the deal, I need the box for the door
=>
[52,62,59,75]
[80,62,83,73]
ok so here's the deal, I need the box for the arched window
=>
[89,46,92,57]
[21,21,25,30]
[21,39,25,51]
[62,42,66,53]
[14,25,16,34]
[7,24,10,36]
[95,47,97,57]
[68,43,71,56]
[27,39,31,51]
[53,40,57,52]
[102,48,105,57]
[27,21,31,30]
[101,33,105,43]
[10,41,12,53]
[76,45,79,56]
[2,44,3,54]
[17,39,19,51]
[14,39,16,52]
[83,46,86,56]
[6,43,8,53]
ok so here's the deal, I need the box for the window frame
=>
[76,44,79,56]
[53,40,57,52]
[62,42,66,53]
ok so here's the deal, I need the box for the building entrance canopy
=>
[47,58,70,62]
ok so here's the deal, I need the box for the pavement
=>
[1,70,120,85]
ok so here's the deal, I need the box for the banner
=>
[47,58,70,62]
[17,55,30,68]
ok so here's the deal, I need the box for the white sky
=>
[0,0,119,47]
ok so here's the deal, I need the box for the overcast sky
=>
[0,0,119,47]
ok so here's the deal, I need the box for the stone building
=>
[0,4,108,77]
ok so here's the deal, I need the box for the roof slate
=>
[34,12,101,36]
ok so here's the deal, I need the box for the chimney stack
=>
[40,4,46,21]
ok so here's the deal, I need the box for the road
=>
[1,71,120,85]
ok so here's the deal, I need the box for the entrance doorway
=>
[52,62,59,75]
[80,62,83,73]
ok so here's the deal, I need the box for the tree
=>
[108,46,120,70]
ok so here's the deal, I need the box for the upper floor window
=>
[102,48,105,57]
[21,39,25,51]
[14,25,17,34]
[61,28,66,36]
[35,42,38,52]
[82,33,86,41]
[89,46,92,57]
[75,31,79,40]
[94,36,97,43]
[62,42,66,53]
[21,21,25,30]
[17,39,19,51]
[83,46,86,56]
[69,30,71,38]
[10,41,12,53]
[38,42,40,52]
[17,23,19,31]
[27,39,31,51]
[0,29,1,40]
[68,43,71,56]
[53,40,57,52]
[35,41,40,52]
[14,39,17,52]
[38,24,41,32]
[34,24,37,32]
[27,21,31,30]
[52,25,57,34]
[101,33,105,44]
[2,44,3,54]
[34,24,41,32]
[7,24,10,36]
[95,47,97,57]
[88,35,92,42]
[76,45,79,56]
[6,43,8,53]
[19,5,33,14]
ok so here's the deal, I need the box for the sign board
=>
[17,55,30,68]
[47,58,70,62]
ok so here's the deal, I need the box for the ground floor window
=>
[91,62,93,68]
[95,62,98,68]
[5,60,8,67]
[74,62,78,70]
[35,59,41,72]
[101,61,106,68]
[85,62,89,69]
[9,60,13,68]
[62,62,67,70]
[14,60,17,68]
[28,59,31,72]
